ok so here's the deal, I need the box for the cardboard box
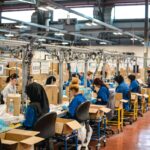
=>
[0,129,44,150]
[141,88,147,95]
[115,93,123,108]
[44,85,58,105]
[89,104,111,119]
[6,94,21,116]
[55,118,82,135]
[0,76,8,90]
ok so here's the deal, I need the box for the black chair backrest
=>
[33,112,57,138]
[76,101,90,122]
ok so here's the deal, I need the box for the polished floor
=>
[101,111,150,150]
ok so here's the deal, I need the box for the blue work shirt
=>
[96,86,110,105]
[129,80,139,93]
[23,106,37,129]
[116,81,130,111]
[80,79,93,87]
[69,93,87,118]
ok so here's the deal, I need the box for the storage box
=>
[0,76,8,90]
[44,85,58,105]
[0,129,44,150]
[6,94,21,116]
[114,93,123,108]
[55,118,82,135]
[89,104,111,119]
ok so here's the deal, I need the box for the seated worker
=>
[23,82,49,129]
[80,71,93,87]
[128,74,140,93]
[46,75,56,85]
[147,70,150,88]
[1,73,19,102]
[63,73,80,90]
[93,78,110,105]
[114,75,130,111]
[68,78,87,119]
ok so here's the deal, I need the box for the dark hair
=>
[46,76,56,85]
[6,73,19,83]
[93,78,107,88]
[128,74,136,81]
[114,75,124,84]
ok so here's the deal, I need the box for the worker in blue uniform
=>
[114,75,130,111]
[128,74,140,93]
[93,78,110,105]
[68,77,87,119]
[80,71,93,87]
[23,82,49,129]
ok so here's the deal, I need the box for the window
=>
[2,10,35,23]
[112,5,150,20]
[53,7,94,21]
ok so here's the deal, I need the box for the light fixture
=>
[130,38,137,41]
[113,32,123,35]
[81,38,89,41]
[85,23,92,26]
[4,33,14,37]
[15,25,28,29]
[54,32,64,36]
[62,42,69,45]
[46,6,55,11]
[38,39,46,42]
[142,42,145,45]
[92,22,98,26]
[38,7,47,11]
[99,42,107,45]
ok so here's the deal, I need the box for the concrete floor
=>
[100,111,150,150]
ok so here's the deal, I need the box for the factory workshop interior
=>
[0,0,150,150]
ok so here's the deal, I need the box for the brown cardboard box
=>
[6,94,21,116]
[0,76,8,90]
[55,118,82,135]
[141,88,147,94]
[0,129,44,150]
[44,85,58,104]
[89,104,111,119]
[114,93,123,108]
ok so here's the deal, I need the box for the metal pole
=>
[84,60,88,88]
[126,59,129,76]
[102,56,106,81]
[58,53,63,104]
[22,49,28,101]
[116,59,119,76]
[144,0,149,81]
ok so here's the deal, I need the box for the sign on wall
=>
[0,65,4,75]
[32,62,40,74]
[41,62,50,74]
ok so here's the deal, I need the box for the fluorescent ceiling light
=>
[46,6,55,11]
[113,32,123,35]
[4,33,14,37]
[142,42,145,45]
[15,25,28,29]
[99,42,107,45]
[38,39,46,42]
[92,22,98,26]
[38,7,47,11]
[86,23,92,26]
[18,0,36,4]
[130,38,137,41]
[81,38,89,41]
[54,32,64,36]
[62,42,69,45]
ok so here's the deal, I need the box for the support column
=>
[58,52,64,104]
[144,0,149,81]
[102,56,106,81]
[84,60,88,88]
[126,59,129,76]
[116,59,119,76]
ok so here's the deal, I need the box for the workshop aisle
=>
[101,111,150,150]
